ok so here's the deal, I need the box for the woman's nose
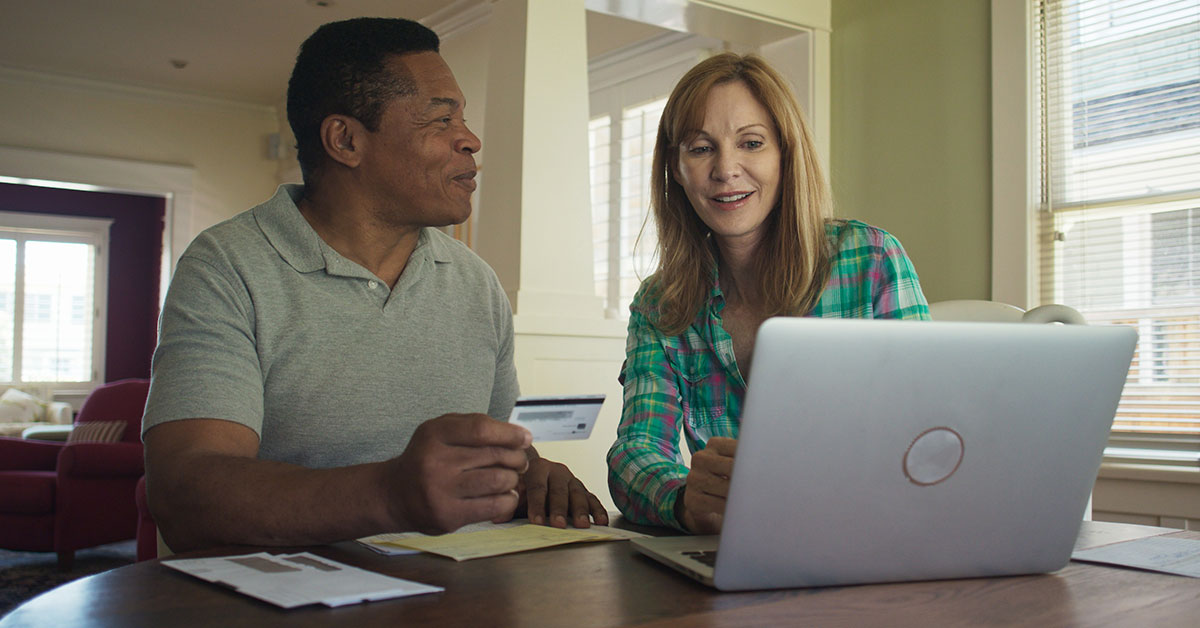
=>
[710,152,739,181]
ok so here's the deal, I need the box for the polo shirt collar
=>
[255,184,456,276]
[255,184,325,273]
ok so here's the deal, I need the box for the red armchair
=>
[0,378,150,568]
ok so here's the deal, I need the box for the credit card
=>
[507,394,605,442]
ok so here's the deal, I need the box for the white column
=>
[477,0,603,320]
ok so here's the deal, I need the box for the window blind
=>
[616,97,664,315]
[0,211,111,387]
[588,98,662,318]
[1035,0,1200,453]
[589,115,614,310]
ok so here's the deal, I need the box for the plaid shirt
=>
[607,220,930,530]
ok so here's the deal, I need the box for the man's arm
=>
[520,447,609,529]
[145,413,531,553]
[483,270,607,529]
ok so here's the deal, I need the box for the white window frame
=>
[991,0,1038,310]
[0,210,111,395]
[0,146,190,407]
[588,33,718,318]
[990,0,1200,467]
[0,145,194,312]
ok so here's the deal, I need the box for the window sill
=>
[1099,462,1200,485]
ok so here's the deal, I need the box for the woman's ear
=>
[320,115,363,168]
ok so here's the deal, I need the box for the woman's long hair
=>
[645,52,833,335]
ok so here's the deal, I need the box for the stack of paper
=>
[358,520,646,561]
[1072,536,1200,578]
[163,552,442,608]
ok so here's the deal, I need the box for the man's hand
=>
[520,456,609,529]
[386,413,532,535]
[678,436,737,534]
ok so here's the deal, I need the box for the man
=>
[143,17,607,553]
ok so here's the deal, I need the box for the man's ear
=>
[320,115,364,168]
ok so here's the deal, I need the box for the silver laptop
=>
[631,317,1137,591]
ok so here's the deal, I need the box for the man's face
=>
[359,51,481,228]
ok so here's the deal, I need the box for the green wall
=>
[830,0,992,303]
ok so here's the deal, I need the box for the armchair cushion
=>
[66,421,126,444]
[57,442,145,478]
[0,436,62,471]
[0,470,56,514]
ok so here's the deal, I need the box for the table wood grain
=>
[3,522,1197,627]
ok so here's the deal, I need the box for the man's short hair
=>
[287,18,440,185]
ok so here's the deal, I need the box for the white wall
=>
[0,68,281,253]
[439,24,491,166]
[468,0,831,512]
[0,2,830,516]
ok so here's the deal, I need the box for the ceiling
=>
[0,0,673,107]
[0,0,483,105]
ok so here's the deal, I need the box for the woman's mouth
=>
[712,191,753,209]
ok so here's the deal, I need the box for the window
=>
[589,97,666,316]
[1035,0,1200,464]
[588,34,714,317]
[0,211,111,390]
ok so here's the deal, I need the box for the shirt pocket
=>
[664,346,728,435]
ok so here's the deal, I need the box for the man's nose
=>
[459,126,482,154]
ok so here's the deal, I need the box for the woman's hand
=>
[678,437,737,534]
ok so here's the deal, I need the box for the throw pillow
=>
[0,388,41,421]
[66,421,127,444]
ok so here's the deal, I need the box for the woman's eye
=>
[744,140,763,149]
[688,145,712,154]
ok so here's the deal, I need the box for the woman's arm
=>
[870,228,931,320]
[606,304,692,530]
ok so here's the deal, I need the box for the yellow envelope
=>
[388,524,615,561]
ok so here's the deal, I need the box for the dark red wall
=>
[0,182,164,381]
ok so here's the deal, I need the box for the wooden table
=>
[3,522,1197,627]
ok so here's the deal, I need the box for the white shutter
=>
[1035,0,1200,452]
[587,34,712,317]
[617,98,665,316]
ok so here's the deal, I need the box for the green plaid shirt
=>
[607,220,930,530]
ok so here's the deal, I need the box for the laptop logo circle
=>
[903,427,964,486]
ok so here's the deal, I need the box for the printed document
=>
[1072,535,1200,578]
[163,552,442,608]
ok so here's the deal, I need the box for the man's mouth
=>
[453,171,478,191]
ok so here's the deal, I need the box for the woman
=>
[606,53,930,534]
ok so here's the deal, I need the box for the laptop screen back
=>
[710,318,1135,591]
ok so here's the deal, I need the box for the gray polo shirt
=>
[143,184,519,468]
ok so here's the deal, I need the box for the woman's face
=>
[674,80,782,253]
